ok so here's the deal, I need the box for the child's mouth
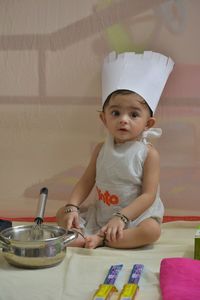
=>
[119,128,128,132]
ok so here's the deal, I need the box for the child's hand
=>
[56,206,80,230]
[100,216,125,243]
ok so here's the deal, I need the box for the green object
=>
[105,24,135,53]
[194,227,200,260]
[95,0,144,53]
[105,24,144,53]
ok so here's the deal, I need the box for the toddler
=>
[56,51,174,249]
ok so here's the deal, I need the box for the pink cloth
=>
[160,257,200,300]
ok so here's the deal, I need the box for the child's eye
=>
[130,112,139,118]
[111,110,120,116]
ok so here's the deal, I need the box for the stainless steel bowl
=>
[0,224,77,269]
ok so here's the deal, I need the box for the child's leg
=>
[105,218,161,249]
[85,218,161,249]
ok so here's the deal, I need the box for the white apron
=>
[81,128,164,234]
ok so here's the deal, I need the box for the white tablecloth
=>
[0,221,198,300]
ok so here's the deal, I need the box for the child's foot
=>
[69,229,86,247]
[84,234,106,249]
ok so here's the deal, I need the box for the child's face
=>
[100,93,155,144]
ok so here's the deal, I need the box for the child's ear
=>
[99,111,106,126]
[145,117,156,129]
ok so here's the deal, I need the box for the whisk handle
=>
[34,187,48,224]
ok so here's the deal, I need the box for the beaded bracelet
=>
[64,204,80,214]
[65,204,80,210]
[113,212,129,227]
[64,207,79,214]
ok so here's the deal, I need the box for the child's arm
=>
[56,142,103,229]
[100,145,160,242]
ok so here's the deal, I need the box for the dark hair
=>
[102,89,153,116]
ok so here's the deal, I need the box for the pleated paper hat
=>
[102,51,174,114]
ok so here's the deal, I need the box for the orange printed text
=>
[96,186,119,206]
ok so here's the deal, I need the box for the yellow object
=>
[93,284,118,300]
[118,283,138,300]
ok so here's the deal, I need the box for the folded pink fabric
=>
[160,257,200,300]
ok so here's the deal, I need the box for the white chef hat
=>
[102,51,174,114]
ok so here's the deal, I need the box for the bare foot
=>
[68,229,86,247]
[84,234,105,249]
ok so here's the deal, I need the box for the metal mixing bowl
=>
[0,224,77,269]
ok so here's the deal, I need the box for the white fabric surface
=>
[0,221,198,300]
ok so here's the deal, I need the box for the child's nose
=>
[120,115,128,124]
